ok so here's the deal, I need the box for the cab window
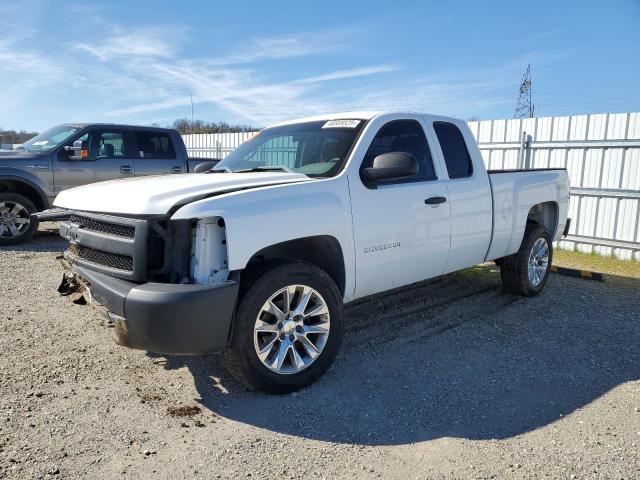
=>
[136,132,176,159]
[361,120,436,184]
[433,122,473,179]
[74,131,130,161]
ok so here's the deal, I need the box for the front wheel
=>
[0,193,38,246]
[225,261,344,394]
[500,224,553,297]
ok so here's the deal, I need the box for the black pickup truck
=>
[0,123,217,245]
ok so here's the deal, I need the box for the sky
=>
[1,0,639,131]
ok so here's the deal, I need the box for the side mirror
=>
[64,140,88,161]
[363,152,418,183]
[193,159,221,173]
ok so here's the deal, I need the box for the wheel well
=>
[0,179,46,211]
[527,201,558,234]
[246,236,346,296]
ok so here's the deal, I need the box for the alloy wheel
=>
[528,237,550,286]
[0,201,31,238]
[253,284,330,374]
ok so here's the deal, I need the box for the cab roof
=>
[269,111,464,128]
[60,123,178,133]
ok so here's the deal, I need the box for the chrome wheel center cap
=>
[282,318,297,336]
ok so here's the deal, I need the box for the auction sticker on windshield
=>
[322,119,361,129]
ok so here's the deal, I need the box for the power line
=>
[537,92,640,102]
[515,64,534,118]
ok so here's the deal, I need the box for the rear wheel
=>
[226,261,344,394]
[500,224,553,296]
[0,193,38,246]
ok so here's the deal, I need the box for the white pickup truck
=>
[52,112,570,393]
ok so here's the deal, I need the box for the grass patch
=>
[554,249,640,278]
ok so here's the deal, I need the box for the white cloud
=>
[61,24,387,124]
[73,28,178,60]
[202,29,357,66]
[106,96,194,117]
[89,27,400,125]
[0,27,71,98]
[101,51,528,125]
[0,7,563,130]
[292,65,401,85]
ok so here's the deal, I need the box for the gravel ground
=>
[1,224,639,479]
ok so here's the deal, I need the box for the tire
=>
[225,260,344,394]
[0,193,38,246]
[500,224,553,297]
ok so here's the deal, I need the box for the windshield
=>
[22,125,81,153]
[214,119,365,177]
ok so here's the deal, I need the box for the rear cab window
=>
[433,122,473,179]
[136,131,176,159]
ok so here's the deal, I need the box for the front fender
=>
[171,177,357,300]
[0,167,53,208]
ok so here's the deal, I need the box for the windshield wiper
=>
[234,165,296,174]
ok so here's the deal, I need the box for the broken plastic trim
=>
[57,265,92,305]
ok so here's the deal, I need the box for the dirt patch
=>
[135,388,164,404]
[166,405,201,417]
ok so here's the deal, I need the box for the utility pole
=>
[514,64,535,118]
[190,94,194,123]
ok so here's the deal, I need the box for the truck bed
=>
[485,168,570,262]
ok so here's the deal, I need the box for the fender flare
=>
[0,169,51,209]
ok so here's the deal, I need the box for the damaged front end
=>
[56,210,240,355]
[59,211,193,284]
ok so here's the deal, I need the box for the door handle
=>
[171,166,183,173]
[120,165,133,174]
[425,196,447,205]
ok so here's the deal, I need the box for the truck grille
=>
[75,245,134,272]
[60,211,149,281]
[69,214,135,238]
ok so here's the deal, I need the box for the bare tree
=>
[172,118,258,134]
[0,127,38,146]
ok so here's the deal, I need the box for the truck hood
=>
[53,172,312,215]
[0,149,40,160]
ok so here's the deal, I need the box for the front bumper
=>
[61,263,239,355]
[33,208,71,222]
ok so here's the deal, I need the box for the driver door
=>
[53,129,136,193]
[349,118,451,298]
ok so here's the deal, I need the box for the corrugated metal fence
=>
[182,132,256,159]
[183,112,640,261]
[468,113,640,260]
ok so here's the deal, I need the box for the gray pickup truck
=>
[0,123,217,245]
